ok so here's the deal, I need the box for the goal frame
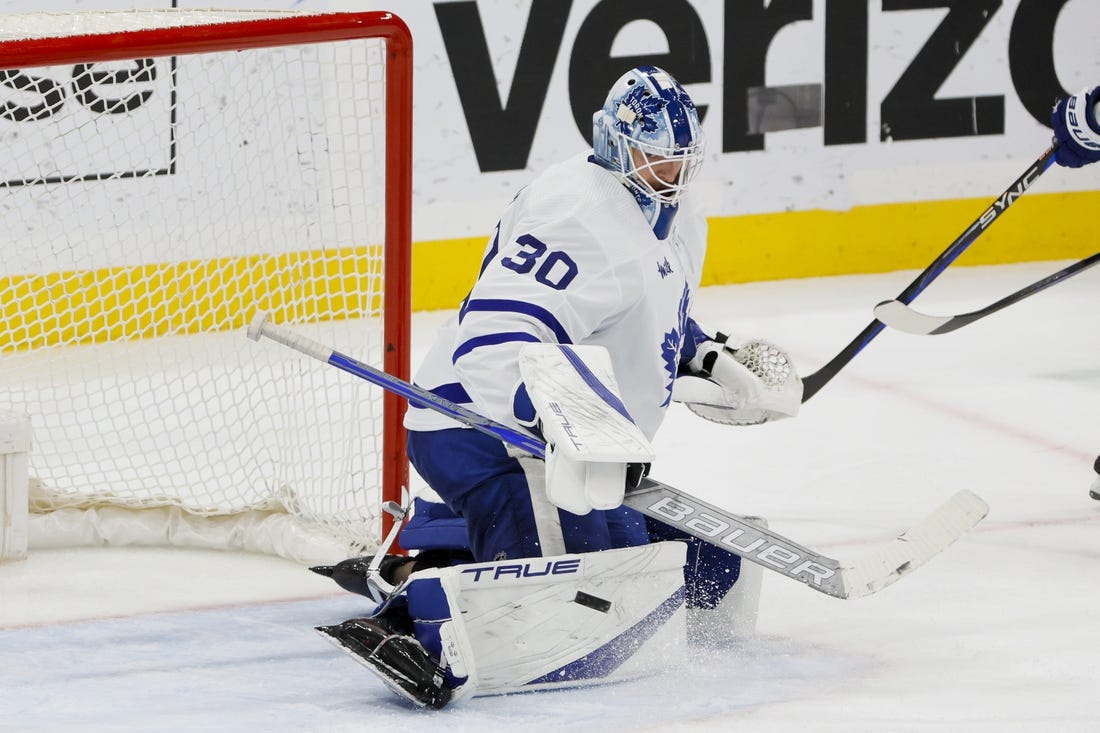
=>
[0,11,413,543]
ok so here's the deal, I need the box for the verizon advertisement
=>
[0,0,1097,244]
[347,0,1100,239]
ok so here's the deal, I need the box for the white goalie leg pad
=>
[0,412,31,562]
[518,343,655,514]
[405,541,688,698]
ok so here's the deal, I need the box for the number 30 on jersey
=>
[499,234,578,291]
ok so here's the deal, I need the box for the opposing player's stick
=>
[247,312,988,600]
[801,142,1060,401]
[874,252,1100,335]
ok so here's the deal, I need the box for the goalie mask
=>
[592,65,704,207]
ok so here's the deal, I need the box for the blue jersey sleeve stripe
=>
[407,381,473,409]
[453,331,541,364]
[459,298,573,344]
[559,344,636,424]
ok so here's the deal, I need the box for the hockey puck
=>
[1091,456,1100,501]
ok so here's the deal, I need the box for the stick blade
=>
[839,490,988,599]
[874,299,951,335]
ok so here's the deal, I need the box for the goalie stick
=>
[800,141,1059,401]
[873,252,1100,335]
[246,312,988,600]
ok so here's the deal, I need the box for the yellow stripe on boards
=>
[703,190,1097,286]
[410,236,486,313]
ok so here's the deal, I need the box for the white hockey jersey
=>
[404,153,708,441]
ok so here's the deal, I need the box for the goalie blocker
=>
[518,343,655,515]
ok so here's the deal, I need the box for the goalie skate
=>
[310,556,411,601]
[311,550,466,601]
[316,618,452,709]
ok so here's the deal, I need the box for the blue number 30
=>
[499,234,578,291]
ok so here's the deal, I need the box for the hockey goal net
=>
[0,10,411,563]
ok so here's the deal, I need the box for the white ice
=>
[2,260,1098,732]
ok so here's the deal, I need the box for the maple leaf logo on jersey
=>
[657,258,673,278]
[660,284,693,407]
[660,330,679,408]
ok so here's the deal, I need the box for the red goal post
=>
[0,10,412,562]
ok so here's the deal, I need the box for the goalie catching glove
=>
[674,334,802,426]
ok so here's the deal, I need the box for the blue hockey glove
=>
[1051,86,1100,168]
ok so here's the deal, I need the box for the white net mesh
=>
[0,11,406,560]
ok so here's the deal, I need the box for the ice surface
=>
[2,261,1098,731]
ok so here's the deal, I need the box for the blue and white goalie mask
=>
[592,65,704,206]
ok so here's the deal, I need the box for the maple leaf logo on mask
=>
[615,85,666,135]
